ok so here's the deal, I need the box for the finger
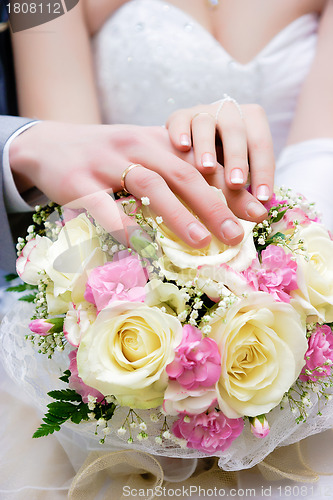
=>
[243,104,275,202]
[205,165,268,222]
[65,180,138,247]
[191,112,217,173]
[216,102,249,189]
[166,109,192,151]
[123,165,213,248]
[136,154,244,245]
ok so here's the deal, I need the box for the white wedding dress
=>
[1,1,333,498]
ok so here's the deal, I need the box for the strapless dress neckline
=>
[151,0,317,67]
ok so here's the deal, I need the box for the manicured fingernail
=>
[246,201,267,218]
[230,169,244,184]
[257,185,270,201]
[180,134,190,146]
[188,222,210,243]
[220,219,243,240]
[202,153,215,168]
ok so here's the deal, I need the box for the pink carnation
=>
[172,409,244,454]
[299,325,333,382]
[166,325,221,390]
[68,350,104,403]
[243,245,298,303]
[282,207,313,230]
[84,250,148,312]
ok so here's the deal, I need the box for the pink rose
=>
[172,408,244,454]
[166,325,221,390]
[243,245,298,303]
[299,324,333,382]
[84,250,148,312]
[68,350,104,403]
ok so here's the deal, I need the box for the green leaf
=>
[4,273,18,282]
[18,294,37,303]
[33,424,59,438]
[47,401,78,417]
[271,208,288,223]
[105,404,117,421]
[42,415,64,425]
[6,283,37,292]
[59,370,71,383]
[266,232,286,245]
[47,389,82,402]
[70,411,85,424]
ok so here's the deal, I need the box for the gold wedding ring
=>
[121,163,142,194]
[191,112,215,122]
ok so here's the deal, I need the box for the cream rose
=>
[143,188,256,298]
[144,279,186,316]
[209,292,307,418]
[290,223,333,322]
[77,301,183,409]
[45,214,106,299]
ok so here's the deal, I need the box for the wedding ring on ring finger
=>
[121,163,142,194]
[191,112,215,124]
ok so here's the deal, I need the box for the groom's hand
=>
[9,122,267,247]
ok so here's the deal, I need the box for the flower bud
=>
[129,229,159,260]
[29,317,64,335]
[249,415,270,438]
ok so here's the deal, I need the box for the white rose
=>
[209,292,307,418]
[143,188,256,298]
[45,284,71,314]
[144,279,186,316]
[77,301,183,409]
[163,380,217,416]
[290,223,333,322]
[63,302,97,347]
[16,235,52,285]
[45,214,106,298]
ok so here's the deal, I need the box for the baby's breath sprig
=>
[32,202,62,233]
[118,409,149,444]
[281,374,333,423]
[31,274,50,319]
[277,186,320,221]
[150,414,174,446]
[282,382,311,424]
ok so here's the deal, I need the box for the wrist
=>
[9,122,42,193]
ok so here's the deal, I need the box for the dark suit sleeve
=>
[0,116,36,272]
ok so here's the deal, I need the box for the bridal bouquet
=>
[9,186,333,466]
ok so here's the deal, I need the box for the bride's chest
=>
[89,0,325,65]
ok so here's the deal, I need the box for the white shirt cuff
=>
[3,121,40,213]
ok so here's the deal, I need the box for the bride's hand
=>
[166,100,275,202]
[9,121,267,248]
